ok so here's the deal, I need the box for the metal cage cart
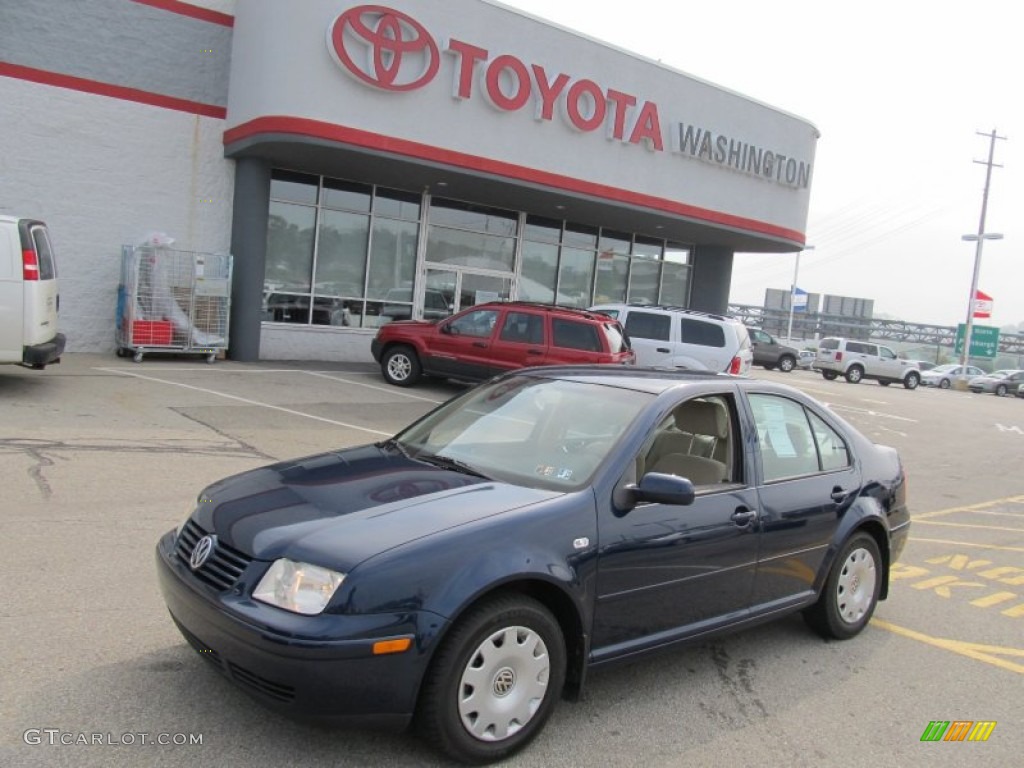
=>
[116,244,232,363]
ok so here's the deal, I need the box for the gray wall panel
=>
[0,0,231,107]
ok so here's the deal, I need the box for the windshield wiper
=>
[416,452,492,480]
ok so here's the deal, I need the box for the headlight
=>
[253,559,346,615]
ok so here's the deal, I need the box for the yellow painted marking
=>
[1003,603,1024,618]
[977,566,1024,586]
[970,591,1018,607]
[966,510,1024,518]
[913,520,1024,533]
[872,619,1024,675]
[890,563,930,581]
[909,576,986,597]
[914,494,1024,520]
[924,554,992,571]
[910,537,1024,554]
[968,721,997,741]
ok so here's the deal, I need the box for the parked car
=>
[157,366,910,764]
[746,327,800,372]
[967,369,1024,396]
[0,215,65,369]
[589,303,752,374]
[813,337,921,389]
[921,363,986,389]
[371,301,633,386]
[905,359,936,372]
[798,350,817,370]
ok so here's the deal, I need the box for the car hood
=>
[192,444,560,567]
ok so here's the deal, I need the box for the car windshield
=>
[394,375,652,491]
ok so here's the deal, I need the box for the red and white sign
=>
[973,290,993,319]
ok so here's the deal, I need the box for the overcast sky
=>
[498,0,1023,329]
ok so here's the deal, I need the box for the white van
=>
[0,215,65,369]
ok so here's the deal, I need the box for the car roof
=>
[476,302,618,322]
[510,364,809,396]
[591,303,740,324]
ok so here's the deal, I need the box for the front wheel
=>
[804,532,882,640]
[903,371,920,390]
[777,355,796,373]
[939,378,951,389]
[845,365,864,384]
[381,345,422,387]
[822,370,838,381]
[996,384,1008,397]
[416,595,566,764]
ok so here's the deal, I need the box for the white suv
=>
[813,337,920,389]
[590,304,752,374]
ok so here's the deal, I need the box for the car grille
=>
[176,519,252,590]
[172,618,296,703]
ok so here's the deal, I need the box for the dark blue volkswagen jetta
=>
[156,366,910,764]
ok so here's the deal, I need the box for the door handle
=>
[731,508,758,526]
[830,486,849,503]
[527,349,543,355]
[656,347,670,353]
[473,341,488,348]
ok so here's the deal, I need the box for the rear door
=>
[0,222,23,361]
[621,310,673,366]
[487,309,549,375]
[19,220,60,347]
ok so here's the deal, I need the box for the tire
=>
[416,595,566,765]
[903,371,920,390]
[804,532,882,640]
[822,370,838,381]
[996,384,1008,397]
[845,365,864,384]
[763,364,775,371]
[878,380,891,387]
[939,378,951,389]
[777,355,796,373]
[381,345,422,387]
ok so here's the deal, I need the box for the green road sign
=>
[955,324,1000,358]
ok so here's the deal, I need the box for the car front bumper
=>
[155,530,444,728]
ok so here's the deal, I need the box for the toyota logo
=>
[190,534,216,570]
[327,5,439,92]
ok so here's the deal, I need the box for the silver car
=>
[921,364,986,389]
[967,369,1024,396]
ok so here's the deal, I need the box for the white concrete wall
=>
[0,77,234,352]
[260,325,376,363]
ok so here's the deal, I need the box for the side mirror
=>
[621,472,695,510]
[439,323,451,335]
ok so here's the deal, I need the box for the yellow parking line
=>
[910,537,1024,553]
[873,619,1024,675]
[913,521,1024,533]
[915,495,1024,520]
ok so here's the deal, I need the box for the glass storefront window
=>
[322,178,371,212]
[429,199,517,237]
[375,188,421,221]
[266,201,316,293]
[563,222,598,249]
[425,225,515,272]
[366,218,418,300]
[270,170,318,205]
[633,235,663,259]
[519,241,558,303]
[314,209,370,299]
[660,242,691,306]
[593,252,628,304]
[598,231,631,255]
[556,245,596,308]
[627,256,660,306]
[524,215,562,243]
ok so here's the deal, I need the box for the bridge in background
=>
[729,304,1024,357]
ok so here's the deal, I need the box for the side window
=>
[845,342,864,354]
[748,394,820,481]
[642,394,735,486]
[623,311,670,341]
[499,311,544,344]
[449,309,498,338]
[551,318,600,351]
[752,329,770,344]
[807,411,851,471]
[678,318,725,348]
[879,346,897,360]
[863,344,879,356]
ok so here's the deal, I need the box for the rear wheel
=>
[416,595,566,764]
[903,371,920,390]
[996,384,1008,397]
[777,355,796,373]
[804,532,882,640]
[381,345,422,387]
[845,365,864,384]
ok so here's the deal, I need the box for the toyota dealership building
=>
[1,0,817,361]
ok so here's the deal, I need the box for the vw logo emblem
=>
[492,667,516,697]
[190,534,216,570]
[327,5,440,92]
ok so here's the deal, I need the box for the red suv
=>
[371,302,635,386]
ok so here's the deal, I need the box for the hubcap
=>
[387,355,410,381]
[836,547,877,624]
[458,626,550,742]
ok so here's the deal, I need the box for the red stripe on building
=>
[224,116,806,244]
[130,0,234,27]
[0,62,227,119]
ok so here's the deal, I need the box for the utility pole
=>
[959,129,1006,378]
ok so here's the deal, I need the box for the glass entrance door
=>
[423,268,511,317]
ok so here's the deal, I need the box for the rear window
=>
[30,225,57,280]
[820,338,840,350]
[678,317,725,348]
[624,311,670,341]
[552,318,601,351]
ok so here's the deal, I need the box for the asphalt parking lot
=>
[2,355,1021,767]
